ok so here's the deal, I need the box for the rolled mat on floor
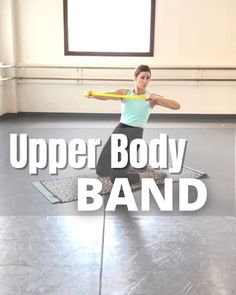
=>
[33,166,207,204]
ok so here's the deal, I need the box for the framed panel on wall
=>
[64,0,156,56]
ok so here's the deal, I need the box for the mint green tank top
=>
[120,89,151,128]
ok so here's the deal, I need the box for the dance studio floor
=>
[0,113,236,295]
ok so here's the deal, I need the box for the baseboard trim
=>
[1,112,236,122]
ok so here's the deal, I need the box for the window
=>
[64,0,156,56]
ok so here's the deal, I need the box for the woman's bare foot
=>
[139,171,155,179]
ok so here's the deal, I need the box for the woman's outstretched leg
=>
[96,135,112,177]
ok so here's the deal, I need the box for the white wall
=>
[0,0,16,64]
[0,0,17,114]
[13,0,236,66]
[1,0,236,115]
[156,0,236,66]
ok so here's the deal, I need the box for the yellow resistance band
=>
[84,91,146,100]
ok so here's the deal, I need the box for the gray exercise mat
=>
[33,166,207,204]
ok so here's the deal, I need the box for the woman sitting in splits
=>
[86,65,180,185]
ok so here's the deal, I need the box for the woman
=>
[86,65,180,184]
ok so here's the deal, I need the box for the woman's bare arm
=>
[147,93,181,109]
